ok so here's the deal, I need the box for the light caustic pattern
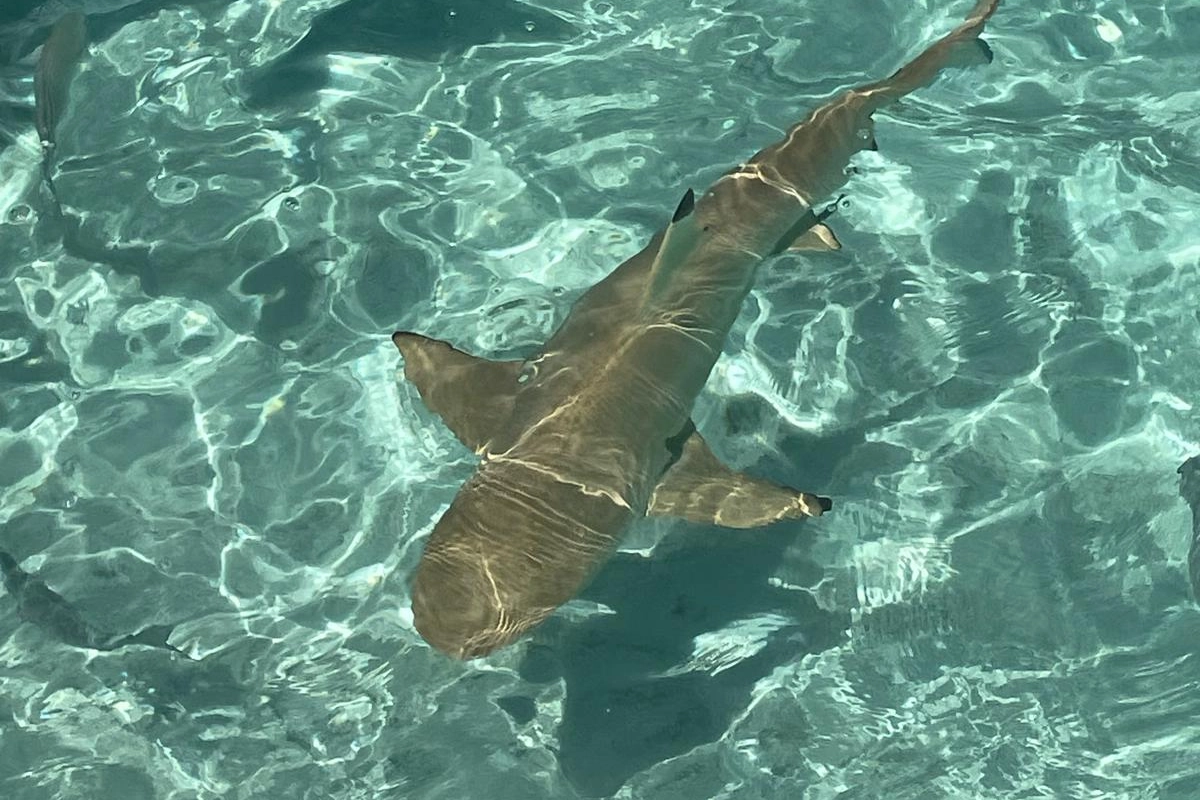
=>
[0,0,1197,798]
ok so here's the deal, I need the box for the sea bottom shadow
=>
[523,525,848,797]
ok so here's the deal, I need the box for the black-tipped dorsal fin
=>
[646,188,704,304]
[392,332,523,453]
[671,187,696,222]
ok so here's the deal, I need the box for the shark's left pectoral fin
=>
[647,429,831,528]
[392,332,523,452]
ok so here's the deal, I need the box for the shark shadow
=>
[538,495,850,795]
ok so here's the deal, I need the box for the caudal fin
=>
[861,0,1001,107]
[750,0,1002,205]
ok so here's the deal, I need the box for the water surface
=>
[0,0,1198,797]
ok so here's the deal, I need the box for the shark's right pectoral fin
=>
[647,429,831,528]
[392,332,523,453]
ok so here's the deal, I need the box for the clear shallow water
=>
[0,0,1198,797]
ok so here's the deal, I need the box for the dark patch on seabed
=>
[0,0,238,61]
[240,0,579,109]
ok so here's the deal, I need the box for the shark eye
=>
[517,363,537,384]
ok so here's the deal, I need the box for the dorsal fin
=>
[392,332,523,453]
[645,188,703,303]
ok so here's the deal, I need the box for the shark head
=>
[407,456,631,659]
[410,557,496,659]
[410,549,546,660]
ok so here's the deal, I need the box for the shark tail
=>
[750,0,1001,206]
[0,550,23,593]
[858,0,1000,111]
[114,624,192,657]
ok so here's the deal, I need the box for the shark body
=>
[394,0,1002,659]
[1180,457,1200,597]
[33,9,85,148]
[32,9,85,219]
[240,0,577,109]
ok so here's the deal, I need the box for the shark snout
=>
[410,551,535,660]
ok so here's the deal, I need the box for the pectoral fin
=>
[771,196,843,255]
[647,429,831,527]
[392,332,523,453]
[784,222,842,252]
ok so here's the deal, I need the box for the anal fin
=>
[647,429,830,527]
[392,332,523,453]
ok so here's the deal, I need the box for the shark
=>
[1179,456,1200,598]
[239,0,578,109]
[32,8,85,220]
[33,9,86,149]
[393,0,1002,659]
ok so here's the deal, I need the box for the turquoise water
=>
[1,0,1199,797]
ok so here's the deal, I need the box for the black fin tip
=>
[977,39,994,64]
[672,188,696,222]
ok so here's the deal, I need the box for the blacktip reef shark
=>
[394,0,1002,659]
[240,0,577,109]
[29,9,86,218]
[33,9,85,148]
[1179,456,1200,598]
